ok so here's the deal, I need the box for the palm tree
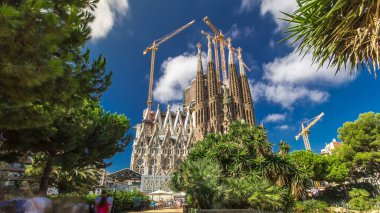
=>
[283,0,380,76]
[170,159,222,209]
[279,141,291,157]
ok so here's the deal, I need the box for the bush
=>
[113,190,149,211]
[348,197,372,211]
[294,199,329,212]
[85,193,98,205]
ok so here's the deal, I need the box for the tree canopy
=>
[170,122,307,211]
[0,0,109,130]
[336,112,380,181]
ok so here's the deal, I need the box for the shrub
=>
[294,199,329,213]
[348,197,372,211]
[113,190,149,211]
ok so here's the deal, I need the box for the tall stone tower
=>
[227,37,244,122]
[206,35,221,133]
[194,43,208,140]
[238,47,256,125]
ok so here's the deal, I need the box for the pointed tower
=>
[206,35,221,133]
[195,43,208,140]
[227,38,244,121]
[237,48,256,125]
[222,85,233,133]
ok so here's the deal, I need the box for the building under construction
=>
[130,17,257,192]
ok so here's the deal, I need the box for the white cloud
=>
[260,0,297,30]
[153,52,206,104]
[239,0,258,13]
[89,0,129,40]
[253,83,329,109]
[263,113,286,123]
[226,24,254,40]
[250,48,355,108]
[239,0,297,30]
[263,50,355,85]
[276,125,289,130]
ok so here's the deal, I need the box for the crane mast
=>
[201,25,251,87]
[203,17,229,86]
[143,20,195,113]
[295,112,325,151]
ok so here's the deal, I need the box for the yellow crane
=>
[203,16,228,85]
[201,30,251,72]
[295,112,325,151]
[202,17,251,86]
[143,20,195,112]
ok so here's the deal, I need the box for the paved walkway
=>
[124,208,182,213]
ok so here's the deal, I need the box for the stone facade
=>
[130,37,256,192]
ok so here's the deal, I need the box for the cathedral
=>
[130,35,256,192]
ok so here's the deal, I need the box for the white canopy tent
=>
[148,190,174,201]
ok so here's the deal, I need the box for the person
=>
[107,194,113,213]
[96,192,109,213]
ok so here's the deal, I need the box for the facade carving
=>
[130,38,256,192]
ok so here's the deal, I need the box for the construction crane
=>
[295,112,325,151]
[143,20,195,112]
[203,16,228,85]
[201,30,251,72]
[202,17,251,86]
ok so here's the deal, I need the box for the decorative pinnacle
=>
[237,47,246,76]
[207,35,213,62]
[227,37,234,65]
[197,43,203,73]
[196,43,202,54]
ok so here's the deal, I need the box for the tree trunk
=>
[39,155,53,195]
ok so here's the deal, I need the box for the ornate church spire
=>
[207,35,213,63]
[195,43,208,140]
[227,37,244,121]
[238,47,256,125]
[206,35,220,133]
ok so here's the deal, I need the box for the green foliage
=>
[0,0,110,130]
[8,100,131,193]
[86,193,98,205]
[113,190,149,211]
[294,199,329,213]
[336,112,380,180]
[171,122,306,210]
[282,0,380,75]
[349,188,370,199]
[26,158,99,194]
[288,151,348,183]
[347,188,373,211]
[170,159,221,209]
[349,197,372,211]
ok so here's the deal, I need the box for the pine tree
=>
[0,0,105,130]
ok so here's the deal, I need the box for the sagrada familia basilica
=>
[130,35,256,192]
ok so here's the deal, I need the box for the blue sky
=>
[85,0,380,172]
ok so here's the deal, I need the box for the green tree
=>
[336,112,380,181]
[282,0,380,75]
[220,173,287,210]
[26,157,99,194]
[348,188,372,211]
[172,122,307,210]
[2,100,131,194]
[279,141,291,157]
[170,158,221,209]
[0,0,110,130]
[288,151,348,183]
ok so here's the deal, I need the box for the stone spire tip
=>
[207,35,213,62]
